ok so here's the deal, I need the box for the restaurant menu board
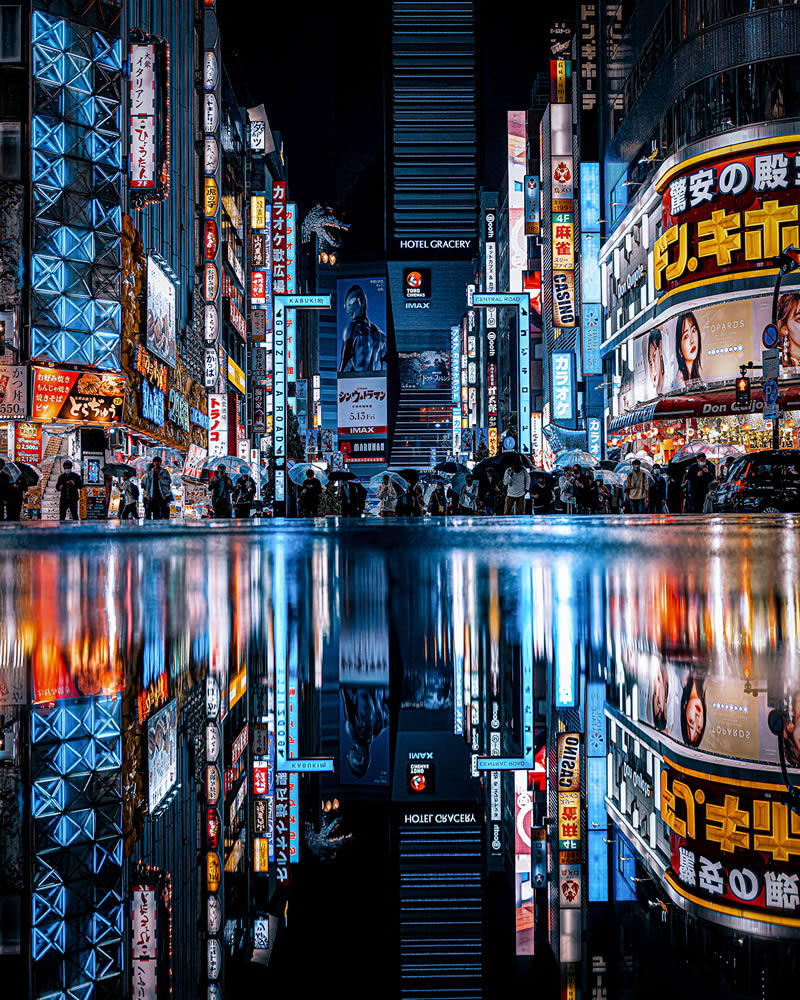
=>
[84,486,107,520]
[31,367,126,424]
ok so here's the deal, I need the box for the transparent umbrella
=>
[288,463,328,486]
[369,471,408,491]
[553,449,599,469]
[671,441,743,463]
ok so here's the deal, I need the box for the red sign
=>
[251,270,266,303]
[31,367,126,425]
[226,301,247,341]
[207,808,220,850]
[205,220,218,260]
[15,422,42,463]
[253,763,269,797]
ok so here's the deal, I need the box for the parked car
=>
[712,450,800,513]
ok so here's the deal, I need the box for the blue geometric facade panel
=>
[30,8,122,371]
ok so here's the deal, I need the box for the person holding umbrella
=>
[682,452,715,513]
[458,474,479,514]
[209,463,234,518]
[57,459,83,521]
[377,473,397,517]
[119,470,140,520]
[299,468,322,516]
[232,474,256,519]
[530,474,552,515]
[143,457,172,519]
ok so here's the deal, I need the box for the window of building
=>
[0,121,20,179]
[0,7,21,63]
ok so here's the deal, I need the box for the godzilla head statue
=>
[301,203,350,254]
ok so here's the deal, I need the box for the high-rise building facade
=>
[385,1,478,467]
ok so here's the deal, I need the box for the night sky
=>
[218,2,549,246]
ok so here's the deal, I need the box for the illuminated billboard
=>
[632,294,774,403]
[31,367,126,425]
[662,758,800,930]
[337,276,388,467]
[146,256,177,368]
[656,141,800,297]
[398,351,450,390]
[507,112,527,292]
[147,700,177,813]
[551,351,575,422]
[336,277,387,375]
[337,378,388,436]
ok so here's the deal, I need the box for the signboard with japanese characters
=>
[129,35,168,205]
[131,884,158,1000]
[337,378,388,436]
[552,351,575,423]
[31,367,126,424]
[129,44,155,189]
[662,759,800,928]
[0,365,27,418]
[208,393,228,458]
[558,790,581,850]
[656,141,800,297]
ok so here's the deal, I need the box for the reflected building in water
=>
[2,522,800,997]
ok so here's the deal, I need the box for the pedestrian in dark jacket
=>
[210,465,234,518]
[682,453,715,513]
[530,475,552,514]
[56,459,83,521]
[298,469,322,516]
[232,475,256,518]
[119,470,140,520]
[143,457,172,519]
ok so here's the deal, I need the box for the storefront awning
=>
[609,385,800,432]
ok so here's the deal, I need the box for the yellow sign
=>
[251,195,266,231]
[207,850,221,893]
[552,221,574,271]
[255,837,269,873]
[558,791,581,847]
[227,357,246,394]
[654,198,799,293]
[204,178,218,218]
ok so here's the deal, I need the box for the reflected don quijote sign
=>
[662,759,800,928]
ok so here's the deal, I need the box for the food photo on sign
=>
[31,367,126,424]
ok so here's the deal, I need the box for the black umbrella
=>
[435,461,469,474]
[328,470,357,482]
[599,459,617,471]
[396,468,420,486]
[5,461,40,487]
[103,462,136,477]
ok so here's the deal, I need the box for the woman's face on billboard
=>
[680,318,699,363]
[780,299,800,355]
[685,680,704,743]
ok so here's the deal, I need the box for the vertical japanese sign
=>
[129,45,156,189]
[451,325,461,456]
[587,416,602,460]
[208,393,228,457]
[272,181,287,502]
[552,352,575,423]
[484,209,498,454]
[579,3,600,157]
[204,24,222,391]
[507,112,527,293]
[581,161,603,374]
[524,175,540,236]
[519,296,531,453]
[131,884,158,1000]
[286,203,297,412]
